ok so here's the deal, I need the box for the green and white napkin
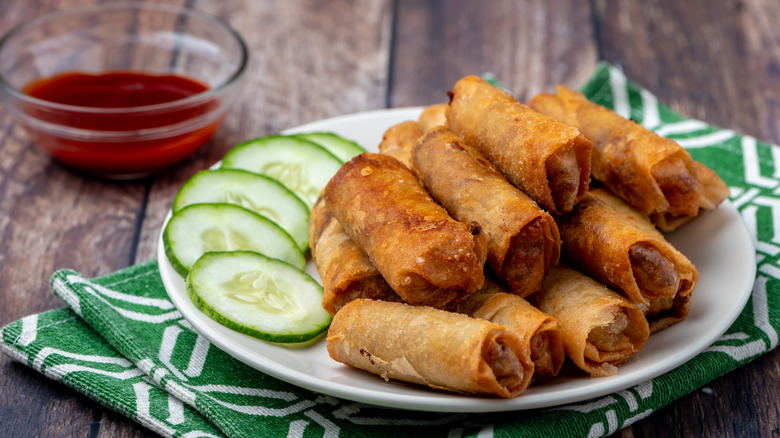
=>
[2,63,778,438]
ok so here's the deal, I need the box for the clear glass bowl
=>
[0,2,248,178]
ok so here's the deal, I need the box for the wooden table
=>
[1,0,778,436]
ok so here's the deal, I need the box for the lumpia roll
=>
[532,265,649,377]
[558,189,698,333]
[457,279,565,377]
[693,161,730,210]
[651,161,730,232]
[447,75,592,214]
[324,153,488,308]
[308,195,333,249]
[327,298,534,398]
[377,120,423,168]
[590,188,697,332]
[412,127,560,297]
[529,86,716,221]
[309,197,402,316]
[418,103,449,133]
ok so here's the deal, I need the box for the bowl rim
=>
[0,1,249,116]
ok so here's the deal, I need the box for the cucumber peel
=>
[293,132,366,163]
[186,251,331,343]
[221,135,343,208]
[172,168,310,251]
[163,203,304,277]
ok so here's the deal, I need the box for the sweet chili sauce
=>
[21,71,223,177]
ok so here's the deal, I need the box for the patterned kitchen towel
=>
[2,62,778,438]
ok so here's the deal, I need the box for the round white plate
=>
[158,107,757,413]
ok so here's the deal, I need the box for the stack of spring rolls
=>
[311,75,729,398]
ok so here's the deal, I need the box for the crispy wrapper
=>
[447,75,592,215]
[308,195,333,249]
[412,127,561,297]
[418,103,449,133]
[532,265,650,377]
[309,197,402,316]
[323,153,488,308]
[529,86,721,222]
[377,120,423,168]
[327,299,534,398]
[650,161,730,231]
[457,279,565,377]
[558,189,698,333]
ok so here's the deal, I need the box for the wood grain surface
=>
[0,0,778,436]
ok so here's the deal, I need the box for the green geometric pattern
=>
[1,63,777,437]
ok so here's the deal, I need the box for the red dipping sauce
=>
[20,71,224,178]
[24,71,210,109]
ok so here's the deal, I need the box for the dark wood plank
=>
[390,0,597,107]
[593,0,778,139]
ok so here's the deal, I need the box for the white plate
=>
[158,107,757,413]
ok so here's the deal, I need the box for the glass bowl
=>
[0,2,248,179]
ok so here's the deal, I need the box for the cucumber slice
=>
[220,135,343,208]
[293,132,366,163]
[187,251,331,343]
[172,169,310,251]
[164,203,304,277]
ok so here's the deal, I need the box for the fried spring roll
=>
[324,153,488,308]
[650,161,730,231]
[418,103,449,133]
[327,299,534,398]
[309,197,402,316]
[377,120,423,167]
[412,127,561,297]
[457,279,565,377]
[447,75,592,214]
[693,161,730,210]
[558,189,698,333]
[532,265,649,377]
[308,195,333,248]
[529,86,725,223]
[314,197,560,365]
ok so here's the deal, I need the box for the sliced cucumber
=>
[164,203,304,277]
[172,169,310,251]
[293,132,366,163]
[220,135,343,208]
[187,251,332,343]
